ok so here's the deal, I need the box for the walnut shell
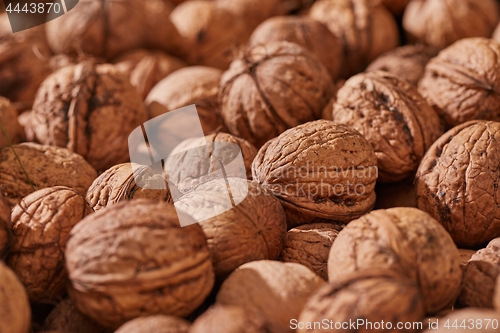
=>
[422,308,500,333]
[31,61,148,171]
[0,97,24,148]
[7,186,93,303]
[309,0,399,76]
[249,16,343,80]
[298,270,425,333]
[328,207,462,314]
[216,260,325,330]
[0,194,11,259]
[332,71,443,182]
[403,0,499,49]
[280,223,344,280]
[0,261,31,333]
[115,315,190,333]
[374,179,417,209]
[252,120,378,228]
[220,41,334,148]
[0,143,97,208]
[418,38,500,128]
[65,200,214,328]
[416,120,500,247]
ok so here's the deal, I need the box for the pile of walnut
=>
[2,0,500,332]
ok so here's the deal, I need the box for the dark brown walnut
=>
[0,143,97,208]
[115,315,190,333]
[216,260,325,330]
[367,45,440,86]
[0,97,24,149]
[419,38,500,128]
[249,16,343,80]
[281,223,344,280]
[458,238,500,308]
[113,49,186,100]
[416,120,500,247]
[403,0,499,49]
[7,186,93,303]
[369,0,410,15]
[31,61,148,171]
[0,261,31,333]
[333,71,443,182]
[298,270,425,333]
[328,207,462,314]
[65,200,214,329]
[217,0,284,33]
[423,308,500,333]
[374,179,417,209]
[220,42,335,148]
[309,0,399,76]
[0,194,11,259]
[86,163,172,212]
[252,120,378,228]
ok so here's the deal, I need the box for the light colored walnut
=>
[115,315,190,333]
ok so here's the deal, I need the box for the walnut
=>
[366,45,440,86]
[217,0,284,32]
[280,223,344,280]
[298,270,425,333]
[216,260,324,330]
[31,61,148,171]
[252,120,378,228]
[418,38,500,128]
[309,0,399,76]
[115,315,190,333]
[403,0,499,49]
[220,42,335,148]
[7,186,93,303]
[0,143,97,208]
[374,179,417,209]
[422,308,500,333]
[0,194,11,259]
[333,71,443,182]
[0,97,24,149]
[65,199,214,328]
[249,16,343,81]
[328,207,462,314]
[0,261,31,333]
[416,120,500,248]
[113,49,185,100]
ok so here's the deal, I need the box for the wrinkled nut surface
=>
[65,200,214,328]
[418,38,500,128]
[0,143,97,208]
[0,194,11,259]
[328,207,462,314]
[281,223,344,280]
[115,315,190,333]
[249,16,343,80]
[333,71,443,182]
[298,270,425,333]
[422,308,500,333]
[458,238,500,308]
[403,0,499,49]
[220,41,334,148]
[374,179,417,209]
[252,120,378,228]
[0,97,24,148]
[416,120,500,248]
[0,261,31,333]
[7,186,93,303]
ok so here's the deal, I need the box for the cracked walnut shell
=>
[115,315,190,333]
[0,261,31,333]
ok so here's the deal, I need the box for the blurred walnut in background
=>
[0,97,24,148]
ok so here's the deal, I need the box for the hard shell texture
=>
[114,315,190,333]
[0,261,31,333]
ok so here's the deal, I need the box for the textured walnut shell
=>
[7,186,93,303]
[280,223,344,280]
[333,71,443,182]
[216,260,324,330]
[298,270,425,333]
[31,61,147,171]
[422,308,500,333]
[252,120,378,228]
[309,0,399,76]
[403,0,499,49]
[0,261,31,333]
[0,194,11,259]
[220,41,334,148]
[115,315,190,333]
[367,45,440,86]
[458,238,500,308]
[0,143,97,208]
[328,207,462,314]
[374,179,417,209]
[65,200,214,328]
[416,120,500,247]
[249,16,343,80]
[418,38,500,128]
[0,97,24,149]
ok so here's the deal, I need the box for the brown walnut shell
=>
[0,143,97,208]
[115,315,190,333]
[220,41,334,148]
[0,261,31,333]
[252,120,378,228]
[0,194,11,259]
[416,120,500,248]
[333,71,443,182]
[65,199,214,329]
[422,308,500,333]
[418,38,500,128]
[31,61,148,171]
[0,97,24,148]
[328,207,462,314]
